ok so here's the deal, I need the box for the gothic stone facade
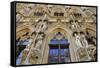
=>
[16,3,97,65]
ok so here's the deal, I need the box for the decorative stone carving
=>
[16,4,97,64]
[74,34,83,49]
[87,45,96,61]
[41,21,48,32]
[29,48,41,64]
[80,34,88,48]
[35,39,43,50]
[37,34,44,40]
[77,48,88,59]
[70,21,81,32]
[16,14,22,22]
[71,22,76,32]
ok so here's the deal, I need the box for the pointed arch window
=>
[48,32,71,63]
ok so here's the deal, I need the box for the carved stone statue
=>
[80,33,88,48]
[35,21,42,33]
[35,39,43,50]
[71,22,76,32]
[74,33,83,49]
[75,22,81,32]
[41,21,47,32]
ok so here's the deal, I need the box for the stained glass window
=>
[49,32,70,63]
